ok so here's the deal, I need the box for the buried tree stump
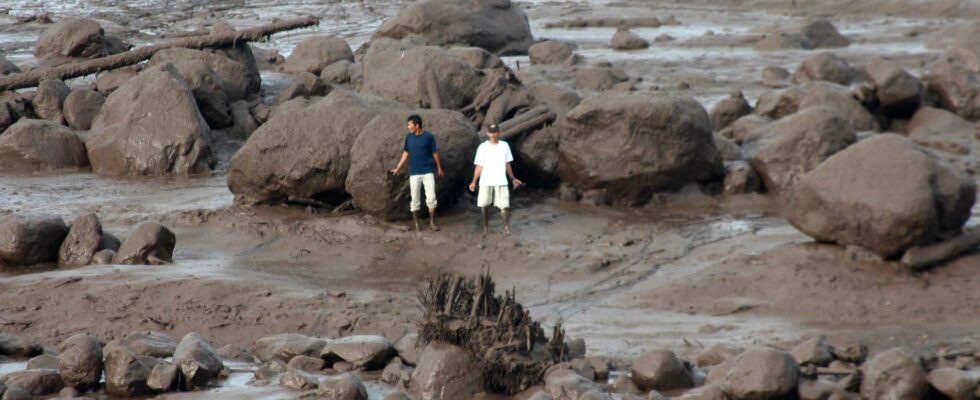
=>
[416,271,568,394]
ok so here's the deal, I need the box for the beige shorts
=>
[477,185,509,209]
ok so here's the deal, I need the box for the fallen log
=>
[901,227,980,270]
[0,16,319,92]
[478,105,556,141]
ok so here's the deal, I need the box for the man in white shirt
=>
[468,123,523,235]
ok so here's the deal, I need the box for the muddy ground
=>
[1,0,980,398]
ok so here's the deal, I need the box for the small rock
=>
[381,357,413,387]
[57,334,103,389]
[317,372,368,400]
[287,355,324,373]
[630,349,693,391]
[146,361,179,391]
[791,337,833,366]
[112,222,176,265]
[321,335,395,370]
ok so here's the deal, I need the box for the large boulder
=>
[630,349,693,391]
[740,107,856,192]
[112,222,176,265]
[103,343,156,397]
[710,91,752,132]
[317,372,369,400]
[572,64,630,91]
[925,57,980,121]
[362,45,482,110]
[253,333,327,363]
[786,134,976,258]
[58,213,114,266]
[94,67,139,96]
[865,58,923,118]
[611,29,649,50]
[0,119,88,172]
[147,48,257,101]
[62,89,105,131]
[410,342,484,400]
[559,92,724,205]
[793,52,855,85]
[528,83,581,117]
[172,332,223,390]
[449,47,505,70]
[926,368,979,400]
[57,334,103,390]
[33,79,71,123]
[346,109,479,220]
[87,63,214,176]
[860,348,928,400]
[113,331,178,358]
[529,41,575,65]
[514,125,560,187]
[283,35,354,75]
[1,369,63,397]
[798,19,850,49]
[372,0,534,55]
[320,335,395,370]
[229,90,397,205]
[1,93,33,134]
[722,347,800,400]
[798,82,879,132]
[906,107,978,170]
[0,335,42,357]
[34,18,110,58]
[169,59,233,129]
[754,85,808,120]
[0,215,68,266]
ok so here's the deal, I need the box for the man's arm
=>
[469,165,483,192]
[506,162,523,188]
[433,151,444,177]
[390,151,409,174]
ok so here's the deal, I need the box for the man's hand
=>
[389,167,399,175]
[468,182,477,192]
[512,178,523,188]
[437,168,445,178]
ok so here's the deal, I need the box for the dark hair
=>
[407,114,423,128]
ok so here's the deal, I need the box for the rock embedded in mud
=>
[273,72,330,105]
[793,52,855,85]
[723,161,762,195]
[611,29,649,50]
[94,67,139,96]
[798,82,879,132]
[0,55,20,75]
[62,89,105,131]
[146,361,178,391]
[674,384,729,400]
[372,0,533,55]
[797,378,847,400]
[410,342,484,400]
[926,57,980,121]
[0,335,42,357]
[227,100,258,141]
[168,59,234,129]
[361,45,482,110]
[114,331,178,358]
[34,18,109,59]
[755,32,813,51]
[317,372,368,400]
[695,344,741,368]
[147,48,257,101]
[586,357,609,381]
[721,347,799,400]
[283,35,354,75]
[786,134,976,258]
[172,332,224,390]
[610,374,641,394]
[33,79,71,123]
[572,65,630,91]
[860,348,928,400]
[710,91,752,132]
[926,368,979,400]
[320,60,355,84]
[1,369,64,397]
[26,354,59,370]
[559,92,723,206]
[393,333,421,367]
[0,214,68,266]
[216,344,254,363]
[103,344,156,397]
[58,213,108,266]
[279,367,319,390]
[865,58,923,118]
[529,40,575,65]
[381,357,413,387]
[254,333,327,363]
[57,334,103,390]
[545,368,601,400]
[287,355,324,373]
[790,338,833,366]
[112,222,176,265]
[630,349,693,391]
[0,119,89,172]
[762,66,791,88]
[741,107,856,192]
[569,358,596,381]
[798,19,850,49]
[755,85,808,120]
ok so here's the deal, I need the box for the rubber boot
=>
[481,207,489,236]
[428,208,440,231]
[502,209,511,235]
[411,211,420,232]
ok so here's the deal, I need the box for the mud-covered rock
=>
[114,332,178,358]
[112,222,176,265]
[926,368,979,400]
[926,57,980,121]
[26,354,59,370]
[528,83,581,117]
[321,335,395,370]
[362,45,481,110]
[710,91,752,132]
[56,334,102,390]
[762,66,791,88]
[865,58,923,118]
[741,107,856,191]
[148,48,256,101]
[0,119,88,172]
[62,89,105,131]
[722,347,800,400]
[410,342,484,400]
[372,0,533,55]
[0,56,20,75]
[227,100,258,140]
[317,372,368,400]
[58,213,110,266]
[229,90,396,205]
[87,64,214,176]
[799,19,850,49]
[798,82,879,132]
[172,332,223,390]
[1,369,63,397]
[529,41,575,65]
[34,18,109,58]
[94,67,139,95]
[448,47,505,70]
[755,32,812,51]
[320,60,355,84]
[169,59,233,129]
[559,92,723,205]
[273,72,330,105]
[790,338,833,366]
[346,109,478,220]
[253,333,327,363]
[103,343,156,397]
[723,161,762,195]
[514,125,560,187]
[381,358,413,387]
[860,348,928,400]
[283,35,354,75]
[0,214,68,266]
[755,85,808,120]
[279,368,319,390]
[0,336,40,358]
[611,29,649,50]
[676,383,728,400]
[146,361,178,391]
[393,334,421,367]
[695,344,740,368]
[572,65,630,91]
[787,134,976,258]
[630,349,693,391]
[794,52,855,85]
[286,355,324,373]
[545,368,601,400]
[33,79,70,123]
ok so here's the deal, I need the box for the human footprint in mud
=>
[469,123,523,235]
[390,114,445,232]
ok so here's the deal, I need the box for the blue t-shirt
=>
[404,131,438,176]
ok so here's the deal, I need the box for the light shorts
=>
[477,185,509,209]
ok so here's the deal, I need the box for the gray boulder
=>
[273,72,330,105]
[279,368,319,390]
[33,79,70,123]
[559,92,724,206]
[0,55,20,75]
[103,343,156,397]
[112,222,176,265]
[146,362,179,391]
[172,332,223,390]
[169,59,233,129]
[790,338,833,366]
[514,125,560,187]
[287,355,324,373]
[321,335,395,370]
[786,134,976,258]
[0,214,68,266]
[253,333,327,363]
[0,335,42,357]
[572,65,630,91]
[228,100,258,140]
[34,18,109,58]
[529,41,574,65]
[741,107,856,192]
[528,83,581,117]
[926,57,980,121]
[94,67,139,95]
[755,85,808,120]
[710,91,752,132]
[612,29,649,50]
[113,331,177,358]
[926,368,979,400]
[228,90,397,205]
[410,342,484,400]
[147,48,257,101]
[793,52,855,85]
[346,109,479,220]
[58,213,111,266]
[798,82,879,132]
[755,32,812,51]
[320,60,354,84]
[393,333,422,366]
[283,36,354,75]
[448,47,505,70]
[57,334,103,390]
[722,347,800,400]
[362,45,481,110]
[1,369,63,397]
[0,119,88,172]
[62,89,105,131]
[860,348,928,400]
[545,368,601,400]
[630,349,693,391]
[26,354,59,370]
[723,160,763,195]
[87,63,214,176]
[372,0,534,55]
[798,19,850,49]
[865,58,923,118]
[317,372,368,400]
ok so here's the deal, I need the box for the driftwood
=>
[901,228,980,270]
[478,105,556,141]
[0,16,319,92]
[417,271,567,395]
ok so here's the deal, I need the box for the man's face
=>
[487,130,500,142]
[407,121,420,133]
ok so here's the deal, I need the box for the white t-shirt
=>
[474,140,514,187]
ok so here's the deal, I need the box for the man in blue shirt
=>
[390,114,445,232]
